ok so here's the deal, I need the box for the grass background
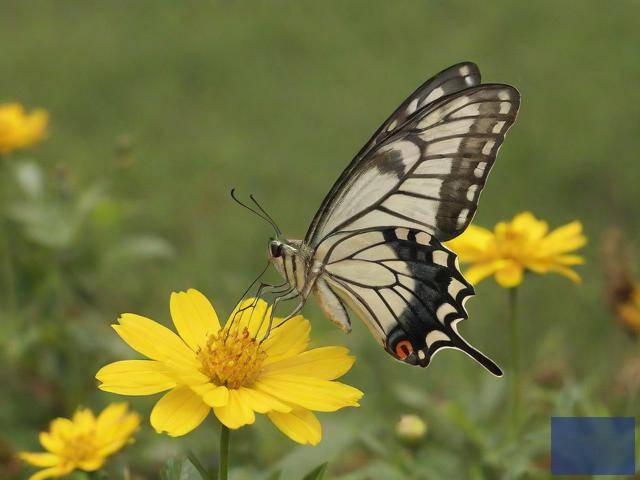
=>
[1,1,639,478]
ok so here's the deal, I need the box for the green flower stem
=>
[219,424,230,480]
[508,286,521,437]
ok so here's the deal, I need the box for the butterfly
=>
[238,62,520,376]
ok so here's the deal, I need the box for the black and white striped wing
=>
[306,62,483,243]
[305,84,520,246]
[357,62,481,157]
[314,226,502,375]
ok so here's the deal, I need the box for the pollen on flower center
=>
[197,327,267,389]
[61,434,98,463]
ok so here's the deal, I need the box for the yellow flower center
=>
[496,228,531,260]
[197,327,267,389]
[61,433,99,465]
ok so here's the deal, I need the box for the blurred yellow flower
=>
[446,212,586,288]
[617,283,640,335]
[19,403,139,480]
[96,289,363,445]
[0,103,48,155]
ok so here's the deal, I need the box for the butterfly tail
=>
[453,336,503,377]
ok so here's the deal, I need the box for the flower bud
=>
[395,414,427,445]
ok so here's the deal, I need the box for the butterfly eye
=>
[395,340,414,360]
[269,241,283,258]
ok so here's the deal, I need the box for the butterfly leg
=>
[224,281,293,340]
[230,280,289,325]
[260,288,302,341]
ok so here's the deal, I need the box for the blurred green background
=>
[2,1,639,478]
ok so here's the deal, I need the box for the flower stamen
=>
[197,327,267,388]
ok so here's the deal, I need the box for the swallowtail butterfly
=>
[243,62,520,375]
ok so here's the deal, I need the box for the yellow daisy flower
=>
[19,403,140,480]
[446,211,587,288]
[0,103,48,155]
[96,289,363,445]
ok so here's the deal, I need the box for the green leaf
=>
[266,472,282,480]
[161,457,206,480]
[302,462,328,480]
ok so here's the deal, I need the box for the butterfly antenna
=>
[230,189,280,235]
[249,194,282,236]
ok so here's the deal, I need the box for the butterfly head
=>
[267,238,300,277]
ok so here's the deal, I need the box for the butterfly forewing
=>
[307,84,520,246]
[306,62,482,244]
[358,62,481,155]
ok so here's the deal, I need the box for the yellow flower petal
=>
[113,313,197,367]
[213,389,256,429]
[463,261,502,285]
[446,225,495,262]
[555,254,585,265]
[542,222,587,254]
[237,387,291,413]
[226,298,272,339]
[261,316,310,363]
[511,211,548,239]
[77,457,105,472]
[95,403,141,456]
[72,408,96,433]
[18,452,59,467]
[549,265,582,283]
[151,386,210,437]
[96,402,129,433]
[201,385,230,408]
[49,418,73,438]
[494,261,524,287]
[98,416,141,457]
[38,432,62,454]
[264,346,355,380]
[268,409,322,445]
[255,374,362,412]
[170,289,221,351]
[27,465,73,480]
[96,360,177,395]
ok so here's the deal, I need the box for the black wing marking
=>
[307,84,520,245]
[320,226,502,376]
[359,62,481,156]
[306,62,483,244]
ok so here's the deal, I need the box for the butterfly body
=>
[264,62,520,376]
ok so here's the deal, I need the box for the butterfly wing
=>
[302,64,518,373]
[305,84,520,246]
[306,61,483,244]
[314,226,502,375]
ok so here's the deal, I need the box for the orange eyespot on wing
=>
[395,340,414,360]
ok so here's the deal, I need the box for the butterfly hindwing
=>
[316,226,502,375]
[306,84,520,245]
